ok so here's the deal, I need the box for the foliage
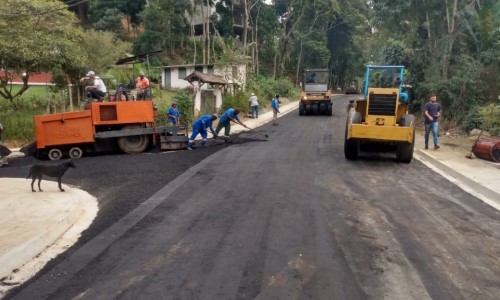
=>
[134,0,191,55]
[172,89,194,126]
[479,104,500,136]
[82,30,133,76]
[221,92,248,114]
[247,76,299,102]
[0,0,88,100]
[90,8,125,36]
[0,94,46,140]
[89,0,147,38]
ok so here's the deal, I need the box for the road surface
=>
[4,95,500,300]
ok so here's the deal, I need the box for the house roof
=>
[0,71,56,85]
[115,50,163,65]
[184,71,228,85]
[153,63,214,69]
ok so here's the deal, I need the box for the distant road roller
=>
[299,69,333,116]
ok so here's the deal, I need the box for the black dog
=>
[26,160,76,192]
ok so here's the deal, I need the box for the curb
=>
[0,193,85,280]
[415,149,500,209]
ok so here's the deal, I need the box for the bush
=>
[172,89,193,126]
[479,104,500,136]
[0,95,46,141]
[221,92,248,114]
[247,75,299,105]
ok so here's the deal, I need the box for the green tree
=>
[0,0,88,101]
[89,0,147,39]
[82,30,132,75]
[134,0,191,56]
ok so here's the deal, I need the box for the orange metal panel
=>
[34,111,94,149]
[90,101,154,125]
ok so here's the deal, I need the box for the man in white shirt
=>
[80,71,107,101]
[248,92,259,118]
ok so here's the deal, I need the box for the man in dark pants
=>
[80,71,107,101]
[215,108,246,139]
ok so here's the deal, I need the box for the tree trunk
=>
[207,4,211,64]
[201,3,206,64]
[296,38,303,85]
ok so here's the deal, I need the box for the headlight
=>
[303,96,308,100]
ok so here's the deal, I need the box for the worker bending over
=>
[215,108,246,139]
[187,114,218,150]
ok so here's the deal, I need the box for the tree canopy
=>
[0,0,88,100]
[1,0,498,128]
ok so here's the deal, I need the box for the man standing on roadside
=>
[248,92,259,119]
[424,94,441,150]
[271,94,280,126]
[215,108,246,139]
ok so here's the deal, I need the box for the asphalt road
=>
[2,95,500,300]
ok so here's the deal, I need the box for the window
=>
[178,68,186,79]
[195,66,204,73]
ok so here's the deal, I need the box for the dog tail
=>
[26,168,31,179]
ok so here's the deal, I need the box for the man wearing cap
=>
[248,92,259,118]
[80,71,107,101]
[187,114,218,150]
[132,71,150,100]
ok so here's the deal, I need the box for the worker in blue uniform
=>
[187,113,218,150]
[215,108,246,139]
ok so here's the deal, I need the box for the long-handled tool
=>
[243,125,269,138]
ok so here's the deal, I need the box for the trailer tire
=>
[48,148,63,160]
[118,125,150,154]
[69,147,83,159]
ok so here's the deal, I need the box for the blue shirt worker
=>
[215,108,246,138]
[167,102,180,125]
[271,94,280,125]
[187,114,218,150]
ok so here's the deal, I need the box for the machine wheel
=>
[397,128,415,163]
[311,103,319,115]
[299,105,305,116]
[344,131,359,160]
[48,148,63,160]
[69,147,83,159]
[327,103,333,116]
[117,125,150,154]
[344,112,361,160]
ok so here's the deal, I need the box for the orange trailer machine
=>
[34,101,187,160]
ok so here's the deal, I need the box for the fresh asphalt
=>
[1,95,499,299]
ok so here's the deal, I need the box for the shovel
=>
[465,129,482,159]
[243,125,269,138]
